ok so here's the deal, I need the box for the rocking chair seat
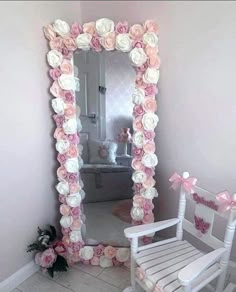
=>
[135,239,219,292]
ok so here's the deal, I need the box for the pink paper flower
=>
[104,246,117,259]
[94,244,105,257]
[44,24,56,41]
[131,158,144,171]
[53,114,64,128]
[50,81,63,98]
[67,134,79,144]
[144,20,159,34]
[129,24,144,40]
[57,166,67,180]
[49,36,63,50]
[60,60,73,75]
[145,45,159,57]
[54,128,66,140]
[145,84,158,96]
[67,173,78,183]
[132,183,143,193]
[148,54,161,69]
[133,40,145,48]
[135,73,146,89]
[59,194,66,204]
[133,195,145,207]
[38,248,57,268]
[67,144,79,158]
[63,36,77,51]
[83,22,96,35]
[53,240,66,254]
[143,199,154,212]
[136,62,148,73]
[136,267,145,281]
[69,182,80,193]
[143,176,156,188]
[143,141,155,153]
[91,35,102,52]
[115,21,129,34]
[100,32,115,51]
[63,91,75,104]
[133,116,144,132]
[144,167,155,177]
[133,104,145,117]
[133,147,144,159]
[143,97,157,113]
[49,68,62,80]
[144,130,155,141]
[70,22,82,38]
[91,256,100,266]
[61,227,70,235]
[71,219,81,230]
[61,48,73,60]
[64,104,76,118]
[143,213,154,224]
[57,153,67,164]
[71,206,81,218]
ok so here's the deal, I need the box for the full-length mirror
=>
[74,51,135,246]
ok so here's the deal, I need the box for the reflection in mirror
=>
[74,51,135,246]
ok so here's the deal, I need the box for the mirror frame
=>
[44,18,160,266]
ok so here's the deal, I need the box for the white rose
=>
[143,68,160,84]
[78,156,84,169]
[79,246,94,260]
[60,216,73,228]
[51,97,65,114]
[66,193,82,207]
[56,139,70,154]
[70,230,82,243]
[53,19,70,36]
[56,181,69,195]
[63,118,77,134]
[80,189,86,200]
[140,187,158,199]
[116,248,130,262]
[47,50,63,68]
[142,153,158,168]
[77,118,82,132]
[115,34,132,52]
[132,88,145,105]
[131,207,144,221]
[129,48,147,67]
[58,74,76,90]
[142,113,159,131]
[133,131,145,148]
[75,33,92,50]
[143,32,158,47]
[132,170,147,184]
[99,256,113,268]
[64,158,79,173]
[95,18,114,36]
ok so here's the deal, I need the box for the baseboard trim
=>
[0,260,39,292]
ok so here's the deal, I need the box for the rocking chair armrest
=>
[124,218,180,239]
[178,247,226,286]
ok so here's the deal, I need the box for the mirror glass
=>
[74,51,135,246]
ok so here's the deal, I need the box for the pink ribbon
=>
[216,191,236,213]
[169,172,197,193]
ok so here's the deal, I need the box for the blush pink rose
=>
[135,73,146,89]
[49,68,61,80]
[44,25,56,41]
[133,104,145,117]
[136,62,148,73]
[83,22,96,35]
[133,116,144,132]
[91,35,102,52]
[104,246,117,259]
[70,22,82,38]
[91,256,100,266]
[49,36,63,50]
[100,32,115,51]
[148,54,161,69]
[133,147,144,159]
[71,206,81,218]
[133,195,145,207]
[62,235,71,246]
[129,24,144,40]
[144,167,155,178]
[143,141,156,153]
[144,20,159,34]
[136,267,145,281]
[61,227,70,235]
[53,114,64,128]
[57,166,67,180]
[63,91,75,104]
[50,81,63,98]
[60,60,73,74]
[67,173,79,183]
[132,183,143,193]
[64,104,76,118]
[143,97,157,113]
[133,40,145,48]
[57,153,67,164]
[144,130,155,141]
[143,213,154,224]
[71,219,81,230]
[115,21,129,33]
[59,194,66,204]
[38,248,57,268]
[53,240,66,254]
[94,244,105,257]
[143,199,154,212]
[145,45,159,57]
[63,36,77,51]
[132,158,143,171]
[54,128,66,140]
[67,134,79,144]
[145,84,158,96]
[143,176,156,188]
[67,144,79,158]
[69,182,80,193]
[61,48,73,60]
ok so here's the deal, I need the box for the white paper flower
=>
[142,153,158,168]
[75,33,92,50]
[115,34,132,52]
[131,207,144,221]
[64,158,79,173]
[99,256,113,268]
[143,32,158,47]
[142,113,159,131]
[133,132,145,148]
[80,189,86,200]
[140,187,158,199]
[77,118,82,132]
[53,19,70,36]
[47,50,63,68]
[79,246,94,260]
[56,139,70,154]
[56,181,69,195]
[95,18,114,36]
[143,68,160,84]
[129,48,147,67]
[70,230,82,243]
[58,74,76,90]
[116,248,130,262]
[51,97,65,114]
[63,118,77,134]
[132,88,145,105]
[78,156,84,169]
[132,170,147,184]
[66,193,82,207]
[60,216,73,228]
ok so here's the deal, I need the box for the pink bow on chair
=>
[169,172,197,193]
[216,191,236,213]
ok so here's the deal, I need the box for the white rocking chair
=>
[123,172,236,292]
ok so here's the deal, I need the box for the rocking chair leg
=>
[216,269,227,292]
